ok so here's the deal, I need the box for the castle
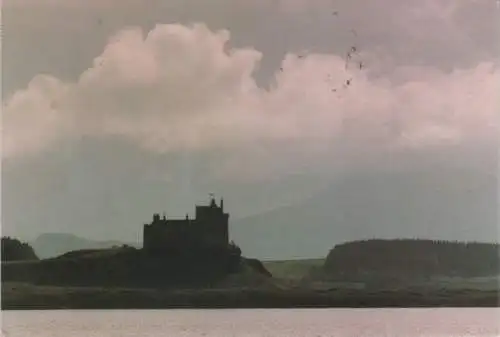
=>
[143,197,229,252]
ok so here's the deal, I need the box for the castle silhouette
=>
[143,196,229,252]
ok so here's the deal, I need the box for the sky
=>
[1,0,499,257]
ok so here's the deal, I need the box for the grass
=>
[2,281,498,309]
[262,259,324,280]
[4,252,498,309]
[1,247,247,288]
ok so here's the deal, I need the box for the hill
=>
[3,239,499,309]
[263,259,324,280]
[323,239,500,279]
[30,233,140,259]
[1,237,38,262]
[232,166,497,260]
[1,244,272,289]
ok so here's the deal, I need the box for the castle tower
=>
[143,196,230,252]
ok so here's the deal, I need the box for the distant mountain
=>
[31,233,140,259]
[231,166,498,260]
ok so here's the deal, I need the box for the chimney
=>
[220,198,224,212]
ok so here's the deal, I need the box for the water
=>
[2,308,499,336]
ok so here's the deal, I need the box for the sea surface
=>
[1,308,499,336]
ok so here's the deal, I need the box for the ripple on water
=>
[2,308,499,337]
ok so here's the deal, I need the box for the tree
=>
[1,237,39,261]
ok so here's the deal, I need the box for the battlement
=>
[143,197,229,252]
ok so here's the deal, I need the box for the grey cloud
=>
[3,0,498,96]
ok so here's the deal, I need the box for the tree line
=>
[324,239,500,277]
[1,237,39,262]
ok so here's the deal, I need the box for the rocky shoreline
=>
[2,282,498,309]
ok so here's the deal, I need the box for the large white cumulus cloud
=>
[3,23,499,169]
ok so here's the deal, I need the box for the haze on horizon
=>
[1,0,499,260]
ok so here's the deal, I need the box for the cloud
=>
[2,23,498,179]
[4,0,497,100]
[2,75,71,158]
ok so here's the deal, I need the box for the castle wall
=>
[143,200,229,252]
